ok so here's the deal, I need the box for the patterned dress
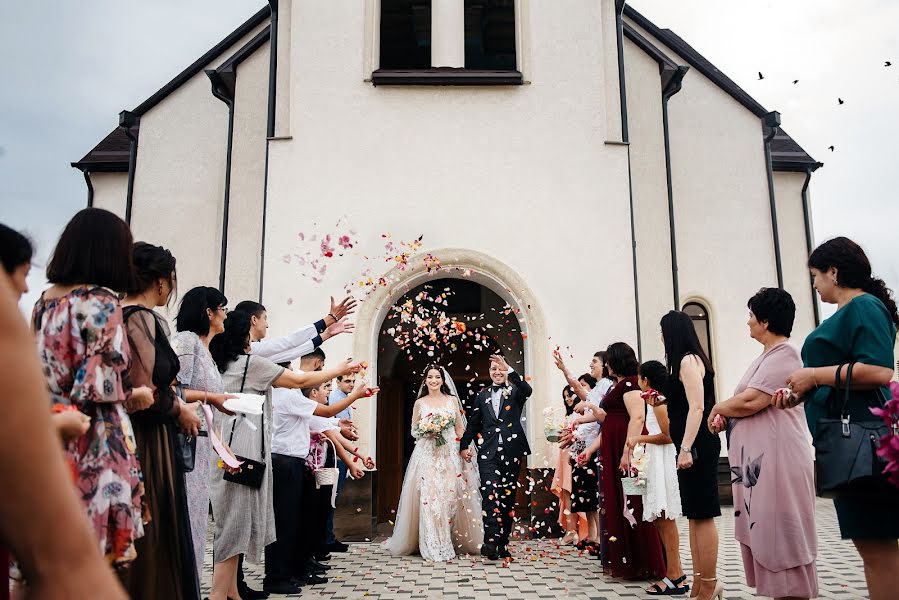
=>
[170,330,224,581]
[32,287,145,566]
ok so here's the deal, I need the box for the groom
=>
[459,354,533,560]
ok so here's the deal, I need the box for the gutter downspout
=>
[615,0,642,358]
[763,111,784,288]
[83,170,94,208]
[260,0,279,302]
[206,70,236,294]
[800,168,821,326]
[118,110,139,225]
[662,66,688,310]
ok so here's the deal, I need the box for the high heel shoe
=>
[699,577,724,600]
[560,531,579,546]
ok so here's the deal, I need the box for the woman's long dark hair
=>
[210,310,250,373]
[809,236,899,327]
[176,286,227,336]
[130,242,177,302]
[562,385,577,416]
[605,342,639,377]
[660,310,714,379]
[416,364,454,398]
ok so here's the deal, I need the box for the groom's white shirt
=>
[489,367,516,415]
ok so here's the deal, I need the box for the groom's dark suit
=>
[459,371,532,553]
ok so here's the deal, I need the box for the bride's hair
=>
[416,364,455,398]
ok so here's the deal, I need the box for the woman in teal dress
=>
[775,237,899,600]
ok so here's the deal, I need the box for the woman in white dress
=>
[383,365,483,562]
[628,360,688,596]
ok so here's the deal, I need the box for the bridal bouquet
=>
[415,411,456,447]
[543,406,565,442]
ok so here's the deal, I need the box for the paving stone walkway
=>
[203,498,868,599]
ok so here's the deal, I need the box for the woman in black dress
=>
[121,242,202,599]
[661,311,722,600]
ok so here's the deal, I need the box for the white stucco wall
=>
[263,0,636,461]
[774,171,816,342]
[224,46,270,303]
[626,18,780,400]
[623,38,675,362]
[128,23,269,309]
[88,172,128,220]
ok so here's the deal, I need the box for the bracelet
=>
[812,368,819,389]
[328,313,337,321]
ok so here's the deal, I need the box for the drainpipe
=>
[206,70,235,294]
[662,66,688,310]
[800,168,821,325]
[260,0,279,302]
[83,170,94,208]
[118,110,139,225]
[615,0,642,358]
[763,111,783,288]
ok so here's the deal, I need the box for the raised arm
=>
[251,296,358,363]
[553,348,588,402]
[314,383,378,418]
[273,358,361,389]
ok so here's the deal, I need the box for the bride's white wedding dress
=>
[383,396,483,562]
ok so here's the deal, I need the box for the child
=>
[627,360,687,596]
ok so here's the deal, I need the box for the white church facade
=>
[73,0,821,537]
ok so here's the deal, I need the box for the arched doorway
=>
[374,277,525,526]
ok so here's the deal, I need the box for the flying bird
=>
[828,146,835,152]
[886,61,892,67]
[758,71,764,80]
[838,98,844,105]
[792,79,799,84]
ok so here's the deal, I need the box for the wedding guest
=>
[325,373,358,553]
[0,271,127,600]
[31,208,151,567]
[0,222,32,299]
[550,385,588,545]
[120,243,202,599]
[554,350,611,554]
[661,311,722,600]
[591,342,665,580]
[170,286,238,582]
[232,298,352,599]
[631,360,687,595]
[264,367,374,594]
[774,237,899,600]
[708,288,817,600]
[206,311,359,600]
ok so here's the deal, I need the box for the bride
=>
[383,365,483,561]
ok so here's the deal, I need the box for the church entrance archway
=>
[374,277,525,526]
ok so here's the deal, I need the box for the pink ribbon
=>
[202,403,243,469]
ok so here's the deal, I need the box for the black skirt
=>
[570,455,600,513]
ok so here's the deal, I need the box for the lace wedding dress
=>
[383,396,483,561]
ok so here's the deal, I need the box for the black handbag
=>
[173,384,198,473]
[813,362,896,498]
[222,356,266,489]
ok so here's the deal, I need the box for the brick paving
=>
[202,498,867,599]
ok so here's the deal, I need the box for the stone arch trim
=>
[353,248,549,462]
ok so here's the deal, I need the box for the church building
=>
[73,0,821,538]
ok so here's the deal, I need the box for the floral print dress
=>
[32,286,145,566]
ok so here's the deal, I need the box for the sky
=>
[1,0,897,317]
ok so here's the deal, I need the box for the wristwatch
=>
[680,446,692,454]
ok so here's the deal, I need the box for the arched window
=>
[683,301,713,364]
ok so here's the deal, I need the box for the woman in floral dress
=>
[31,208,150,566]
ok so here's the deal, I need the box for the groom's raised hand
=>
[489,354,509,372]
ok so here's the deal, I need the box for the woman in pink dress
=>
[708,288,817,599]
[31,208,151,567]
[551,385,588,544]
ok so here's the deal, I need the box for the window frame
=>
[364,0,531,86]
[682,301,713,366]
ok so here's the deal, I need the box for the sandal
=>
[647,575,689,596]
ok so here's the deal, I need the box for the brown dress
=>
[120,306,199,599]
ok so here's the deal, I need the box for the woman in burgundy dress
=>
[598,342,665,580]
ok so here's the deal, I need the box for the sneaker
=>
[262,579,302,595]
[326,540,349,553]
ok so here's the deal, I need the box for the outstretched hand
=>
[330,296,357,321]
[490,354,510,372]
[324,317,355,339]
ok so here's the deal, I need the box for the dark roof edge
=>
[131,4,270,116]
[773,161,824,173]
[215,25,271,74]
[70,160,129,173]
[623,5,767,118]
[622,21,679,88]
